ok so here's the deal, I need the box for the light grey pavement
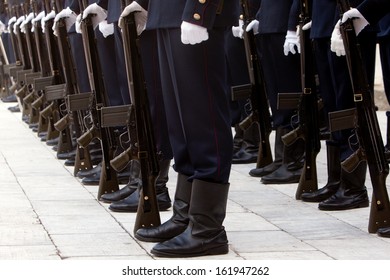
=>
[1,98,390,261]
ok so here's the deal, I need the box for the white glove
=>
[20,12,34,33]
[341,8,369,35]
[41,10,56,33]
[232,19,244,39]
[181,21,208,45]
[13,16,25,34]
[54,7,77,31]
[98,20,114,38]
[75,14,82,34]
[32,11,45,32]
[302,21,312,30]
[82,3,107,30]
[118,2,148,35]
[7,17,16,33]
[246,19,259,35]
[283,30,300,56]
[330,20,345,56]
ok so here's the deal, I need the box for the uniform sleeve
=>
[287,0,300,31]
[181,0,222,29]
[358,0,390,24]
[136,0,149,11]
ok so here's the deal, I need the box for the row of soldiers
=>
[1,0,390,258]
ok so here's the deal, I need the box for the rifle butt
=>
[295,161,318,200]
[73,145,93,177]
[368,190,390,233]
[256,137,273,168]
[133,177,161,234]
[97,159,119,200]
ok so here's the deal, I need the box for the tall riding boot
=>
[100,159,141,203]
[319,161,369,210]
[261,135,305,184]
[232,123,259,164]
[249,126,285,177]
[301,143,341,202]
[108,159,172,212]
[385,111,390,162]
[135,173,192,242]
[151,179,229,258]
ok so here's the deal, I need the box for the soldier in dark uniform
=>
[247,0,305,185]
[120,0,238,258]
[93,0,173,213]
[228,0,261,165]
[340,0,390,238]
[299,0,377,212]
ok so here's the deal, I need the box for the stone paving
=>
[1,100,390,261]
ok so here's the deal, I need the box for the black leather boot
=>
[100,160,141,203]
[150,179,229,258]
[232,123,259,164]
[301,143,341,202]
[319,161,369,210]
[135,173,192,242]
[109,159,172,212]
[261,136,304,184]
[249,126,285,177]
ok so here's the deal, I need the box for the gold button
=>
[199,0,206,3]
[193,13,201,20]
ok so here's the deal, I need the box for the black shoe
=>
[57,149,76,160]
[100,185,136,203]
[8,105,20,112]
[301,183,340,202]
[150,225,228,258]
[261,164,302,184]
[77,162,102,179]
[377,227,390,238]
[135,219,188,243]
[46,137,59,146]
[318,189,369,211]
[231,148,257,164]
[108,188,172,212]
[81,168,134,185]
[1,94,17,102]
[249,161,281,177]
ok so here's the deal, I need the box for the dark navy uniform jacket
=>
[137,0,238,29]
[358,0,390,24]
[96,0,121,23]
[256,0,298,34]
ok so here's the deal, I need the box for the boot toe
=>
[377,227,390,238]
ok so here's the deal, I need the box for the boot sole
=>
[108,202,172,213]
[151,244,229,258]
[318,200,369,211]
[134,233,171,243]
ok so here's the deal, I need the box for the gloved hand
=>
[232,19,244,39]
[341,8,369,35]
[82,3,107,30]
[181,21,208,45]
[31,11,45,33]
[54,7,77,31]
[330,20,345,56]
[20,12,34,33]
[75,14,82,34]
[99,20,114,38]
[283,30,300,56]
[246,19,259,35]
[302,21,312,30]
[118,2,148,35]
[13,16,25,35]
[7,16,16,33]
[41,10,56,33]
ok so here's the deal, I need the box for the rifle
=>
[337,0,390,233]
[119,0,161,233]
[282,0,320,199]
[231,0,273,169]
[77,0,119,199]
[52,0,93,175]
